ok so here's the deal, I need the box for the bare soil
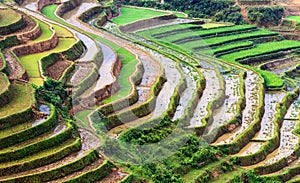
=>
[46,60,71,80]
[3,48,24,79]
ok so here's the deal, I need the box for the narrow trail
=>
[3,49,24,80]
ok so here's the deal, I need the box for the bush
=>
[248,6,284,27]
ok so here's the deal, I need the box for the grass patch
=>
[208,41,253,55]
[31,20,53,43]
[287,16,300,22]
[51,24,73,37]
[0,8,21,27]
[181,29,276,50]
[174,12,186,18]
[0,83,33,118]
[0,73,9,94]
[256,69,284,89]
[112,7,168,25]
[75,109,93,129]
[220,40,300,62]
[138,25,255,42]
[101,48,138,104]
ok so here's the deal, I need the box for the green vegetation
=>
[182,29,277,50]
[9,2,300,183]
[214,5,246,25]
[112,7,168,25]
[42,4,140,104]
[139,25,256,42]
[34,78,70,120]
[0,72,9,95]
[287,16,300,22]
[137,22,294,88]
[220,40,300,62]
[209,41,253,55]
[20,37,76,85]
[256,69,284,89]
[51,23,74,37]
[174,12,186,18]
[248,6,285,27]
[31,20,53,43]
[0,8,21,27]
[116,0,245,24]
[0,82,34,118]
[101,48,138,104]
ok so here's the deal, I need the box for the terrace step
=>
[0,8,25,36]
[0,128,100,182]
[240,92,300,174]
[103,47,164,124]
[252,91,286,141]
[188,65,224,135]
[0,137,81,178]
[3,48,27,80]
[66,32,103,97]
[107,48,185,136]
[79,41,120,106]
[0,122,70,163]
[172,64,200,121]
[12,19,58,57]
[0,104,57,150]
[0,82,34,129]
[173,26,258,45]
[191,30,279,51]
[47,157,107,183]
[259,56,297,75]
[211,70,263,152]
[0,73,11,107]
[1,11,37,39]
[205,71,244,135]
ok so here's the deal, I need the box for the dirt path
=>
[3,48,24,79]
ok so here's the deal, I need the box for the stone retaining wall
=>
[17,21,42,43]
[13,32,58,57]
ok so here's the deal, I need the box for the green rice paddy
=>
[112,7,169,25]
[287,16,300,22]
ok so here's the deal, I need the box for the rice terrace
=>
[0,0,299,182]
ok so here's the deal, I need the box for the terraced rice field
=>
[0,0,300,182]
[112,7,169,25]
[287,16,300,22]
[0,8,22,27]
